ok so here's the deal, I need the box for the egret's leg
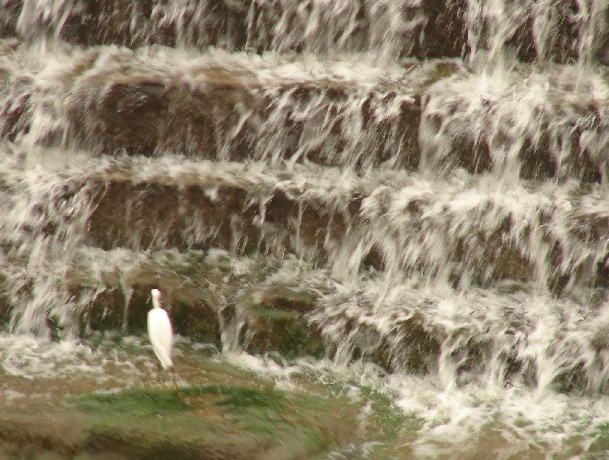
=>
[171,368,179,392]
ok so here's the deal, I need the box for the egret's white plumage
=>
[148,288,174,370]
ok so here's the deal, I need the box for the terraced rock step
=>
[47,159,370,261]
[1,0,465,59]
[4,44,609,181]
[15,244,609,393]
[1,45,450,170]
[311,283,609,393]
[3,0,607,65]
[64,248,326,359]
[421,66,609,183]
[83,163,609,290]
[3,153,606,291]
[4,242,605,393]
[0,344,407,460]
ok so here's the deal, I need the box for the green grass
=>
[180,384,286,412]
[71,384,332,459]
[75,388,191,416]
[0,357,415,460]
[75,384,287,415]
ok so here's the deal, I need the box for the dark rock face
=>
[85,177,361,264]
[3,55,429,171]
[0,81,30,142]
[3,0,463,58]
[420,74,609,183]
[6,49,609,183]
[17,163,599,296]
[4,0,609,64]
[65,73,255,158]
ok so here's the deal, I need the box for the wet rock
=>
[246,287,324,358]
[0,80,31,143]
[0,49,440,171]
[420,71,609,183]
[4,0,608,65]
[65,250,329,359]
[1,0,459,59]
[65,68,422,170]
[0,374,405,460]
[313,303,441,374]
[15,160,596,292]
[84,177,358,263]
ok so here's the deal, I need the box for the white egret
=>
[148,288,177,387]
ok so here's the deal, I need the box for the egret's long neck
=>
[152,297,161,309]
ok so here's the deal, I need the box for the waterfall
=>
[1,0,609,456]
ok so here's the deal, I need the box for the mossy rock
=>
[170,298,221,346]
[248,305,324,359]
[0,344,412,460]
[71,261,327,360]
[81,288,126,332]
[71,384,365,459]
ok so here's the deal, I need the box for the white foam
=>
[224,349,609,458]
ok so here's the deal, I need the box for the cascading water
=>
[1,0,609,457]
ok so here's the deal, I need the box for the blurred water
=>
[1,0,609,457]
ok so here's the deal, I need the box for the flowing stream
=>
[1,0,609,458]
